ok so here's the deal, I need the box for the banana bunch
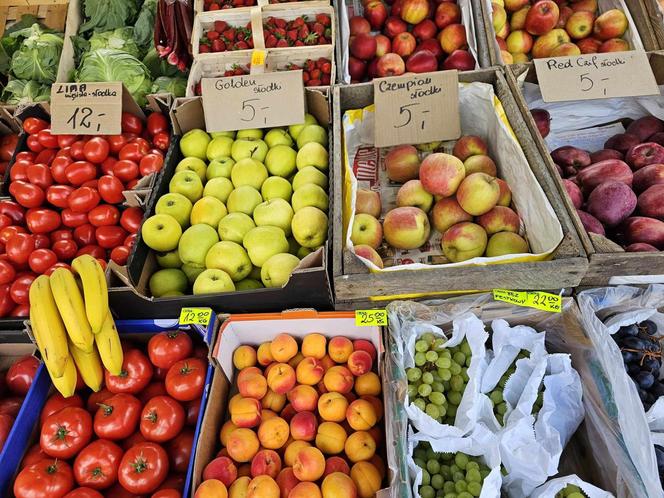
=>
[29,255,123,397]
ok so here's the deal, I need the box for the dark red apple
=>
[391,0,403,16]
[530,109,551,138]
[434,2,461,29]
[406,50,438,73]
[349,16,371,35]
[367,58,379,79]
[384,16,408,37]
[351,33,377,60]
[349,56,368,81]
[414,38,444,59]
[364,0,389,30]
[442,49,475,70]
[412,19,438,40]
[375,34,392,56]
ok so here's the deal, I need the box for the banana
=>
[71,254,108,334]
[69,341,103,392]
[50,268,94,353]
[29,275,70,378]
[95,312,123,376]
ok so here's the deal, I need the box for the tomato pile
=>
[0,133,18,176]
[0,355,40,451]
[13,331,207,498]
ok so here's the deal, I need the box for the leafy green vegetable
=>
[76,48,152,105]
[1,79,50,104]
[134,0,157,51]
[143,47,182,79]
[151,76,187,97]
[9,24,63,83]
[91,27,142,58]
[78,0,138,34]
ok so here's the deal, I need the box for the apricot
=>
[361,395,384,422]
[229,393,244,411]
[220,420,239,446]
[328,337,353,363]
[276,467,299,498]
[351,461,382,498]
[323,366,354,394]
[290,411,318,441]
[270,334,298,363]
[321,472,358,498]
[352,340,377,362]
[247,475,280,498]
[234,345,258,370]
[288,385,319,412]
[203,456,237,487]
[320,355,335,371]
[324,456,351,477]
[227,428,260,463]
[318,392,349,422]
[267,363,297,395]
[293,446,326,482]
[284,440,311,467]
[195,479,228,498]
[354,372,381,396]
[347,351,373,377]
[302,333,327,359]
[344,431,376,463]
[229,476,251,498]
[367,426,383,449]
[281,403,297,423]
[289,482,322,498]
[296,357,325,385]
[262,409,277,420]
[346,399,377,431]
[251,449,282,479]
[369,454,386,479]
[231,396,262,428]
[262,388,287,412]
[238,367,268,400]
[257,342,274,366]
[288,352,305,369]
[315,422,347,455]
[258,416,290,450]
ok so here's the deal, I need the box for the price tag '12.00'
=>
[355,310,388,326]
[492,289,562,313]
[179,307,213,327]
[373,70,461,148]
[50,82,123,135]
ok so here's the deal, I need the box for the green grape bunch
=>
[486,349,530,425]
[412,441,492,498]
[555,484,587,498]
[406,332,472,425]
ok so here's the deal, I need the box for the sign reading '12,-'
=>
[50,82,123,135]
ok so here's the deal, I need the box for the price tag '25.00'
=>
[50,82,123,135]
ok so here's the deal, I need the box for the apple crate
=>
[0,0,68,37]
[331,68,588,309]
[505,53,664,286]
[478,0,649,66]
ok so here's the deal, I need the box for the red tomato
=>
[13,459,74,498]
[73,439,123,490]
[130,137,150,151]
[62,209,89,228]
[55,147,71,159]
[119,143,149,164]
[137,382,167,406]
[34,149,57,167]
[122,113,144,135]
[110,245,130,265]
[10,181,45,209]
[100,156,117,176]
[50,229,73,243]
[108,135,128,154]
[26,208,60,233]
[153,490,180,498]
[158,474,185,493]
[120,207,144,234]
[93,393,141,440]
[152,132,170,151]
[139,154,164,177]
[0,284,15,318]
[44,262,71,276]
[40,407,93,459]
[0,396,22,417]
[28,249,57,273]
[52,239,78,261]
[83,137,110,164]
[6,233,35,265]
[126,179,139,189]
[118,442,169,494]
[1,416,16,447]
[46,185,75,209]
[184,398,201,427]
[95,225,127,249]
[147,113,169,136]
[24,163,53,190]
[63,488,103,498]
[86,388,113,413]
[124,233,138,248]
[0,134,17,161]
[34,234,50,249]
[23,117,48,135]
[106,482,145,498]
[68,187,101,213]
[0,227,26,246]
[75,245,105,259]
[57,135,78,149]
[0,214,12,229]
[41,393,84,424]
[0,200,26,224]
[10,273,35,304]
[73,224,96,246]
[81,179,98,189]
[98,175,124,204]
[123,430,147,450]
[10,303,29,317]
[36,129,58,149]
[153,367,168,381]
[51,156,73,184]
[65,161,97,186]
[105,349,153,394]
[6,355,39,395]
[139,396,185,443]
[10,162,28,182]
[165,358,206,402]
[21,444,49,469]
[27,135,44,153]
[0,259,16,285]
[147,332,193,370]
[113,159,139,182]
[88,205,120,227]
[167,430,194,474]
[70,141,87,161]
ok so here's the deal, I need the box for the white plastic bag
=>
[531,475,615,498]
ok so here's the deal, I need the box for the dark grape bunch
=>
[412,442,491,498]
[654,444,664,487]
[555,484,587,498]
[406,333,472,425]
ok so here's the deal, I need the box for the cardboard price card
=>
[201,71,305,132]
[373,70,461,148]
[492,289,562,313]
[534,51,660,102]
[50,82,123,135]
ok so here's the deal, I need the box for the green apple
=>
[296,125,328,149]
[288,236,300,255]
[169,171,204,203]
[297,246,315,259]
[207,136,234,161]
[242,226,289,267]
[291,206,328,248]
[211,131,235,139]
[178,224,219,267]
[292,166,328,191]
[156,250,182,268]
[161,291,184,297]
[190,196,227,227]
[206,158,234,180]
[236,129,263,140]
[218,212,256,243]
[289,114,318,140]
[236,278,263,290]
[231,138,268,162]
[149,268,188,297]
[175,157,207,182]
[204,177,234,203]
[264,128,294,148]
[253,199,294,236]
[261,253,300,288]
[155,193,192,227]
[205,241,252,281]
[227,186,262,216]
[231,158,268,190]
[249,266,262,280]
[192,269,235,295]
[264,145,297,177]
[291,184,328,212]
[141,214,182,251]
[182,263,205,284]
[180,129,211,160]
[296,142,328,171]
[261,177,292,202]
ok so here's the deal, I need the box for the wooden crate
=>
[331,68,588,310]
[0,0,68,36]
[505,53,664,286]
[628,0,664,49]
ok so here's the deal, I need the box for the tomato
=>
[108,135,128,154]
[73,224,96,246]
[65,161,96,186]
[34,234,50,249]
[0,412,13,448]
[62,209,90,228]
[41,393,84,424]
[152,132,170,152]
[0,397,23,417]
[158,474,185,493]
[165,358,206,402]
[122,113,144,135]
[126,179,139,189]
[125,233,138,248]
[109,245,129,265]
[0,134,18,161]
[50,229,73,243]
[52,239,78,261]
[6,233,35,265]
[88,205,120,227]
[36,129,59,149]
[94,393,141,440]
[57,135,78,149]
[106,482,144,498]
[10,181,45,209]
[73,439,123,490]
[100,156,117,176]
[113,159,139,182]
[147,332,193,371]
[139,396,185,443]
[153,490,180,498]
[6,355,39,395]
[68,187,101,213]
[105,349,153,394]
[34,149,57,167]
[0,259,16,285]
[55,147,71,159]
[14,459,74,498]
[98,175,124,204]
[10,273,35,304]
[21,444,49,469]
[29,249,58,273]
[86,388,113,413]
[118,442,169,494]
[0,200,26,224]
[0,227,26,246]
[138,154,163,177]
[184,398,201,427]
[118,208,143,235]
[10,303,29,317]
[10,162,28,182]
[146,113,169,136]
[167,430,194,474]
[23,117,48,135]
[0,284,16,317]
[40,407,93,459]
[75,245,105,259]
[26,208,61,233]
[63,488,103,498]
[70,141,87,161]
[24,163,53,190]
[81,179,98,189]
[27,135,44,153]
[47,185,75,209]
[123,430,148,450]
[44,263,71,276]
[83,137,110,164]
[95,225,127,249]
[0,214,12,229]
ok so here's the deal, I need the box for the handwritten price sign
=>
[51,82,123,135]
[201,71,305,132]
[355,309,388,326]
[373,70,460,148]
[492,289,562,313]
[179,307,213,327]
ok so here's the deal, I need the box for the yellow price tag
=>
[355,310,388,326]
[179,307,213,326]
[251,50,266,67]
[492,290,562,313]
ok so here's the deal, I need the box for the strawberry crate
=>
[0,0,68,37]
[194,0,331,16]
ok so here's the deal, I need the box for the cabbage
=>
[89,28,142,59]
[151,76,187,97]
[134,0,157,50]
[1,79,50,104]
[79,0,138,34]
[76,49,152,106]
[9,24,63,83]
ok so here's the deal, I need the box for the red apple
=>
[577,37,601,53]
[375,34,392,56]
[435,2,461,29]
[391,0,403,16]
[349,56,368,81]
[365,0,389,30]
[384,16,408,37]
[496,36,507,50]
[350,16,371,35]
[393,32,417,57]
[525,0,560,35]
[377,53,406,76]
[351,33,377,60]
[414,38,444,59]
[438,23,467,54]
[413,19,438,40]
[400,0,431,24]
[442,49,475,70]
[367,58,379,79]
[406,49,438,72]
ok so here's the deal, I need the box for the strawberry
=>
[308,79,322,86]
[293,16,305,27]
[214,20,228,32]
[302,71,310,83]
[206,30,220,40]
[223,70,234,76]
[294,40,305,46]
[312,22,325,36]
[223,28,236,41]
[316,13,331,27]
[199,44,211,53]
[305,59,315,72]
[275,18,287,29]
[310,68,322,80]
[274,27,286,38]
[287,29,298,43]
[237,31,245,41]
[304,32,318,45]
[320,61,332,74]
[234,67,246,75]
[235,41,249,49]
[276,38,289,47]
[212,39,226,52]
[321,74,331,85]
[298,25,310,39]
[209,3,220,9]
[195,83,202,95]
[265,34,278,47]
